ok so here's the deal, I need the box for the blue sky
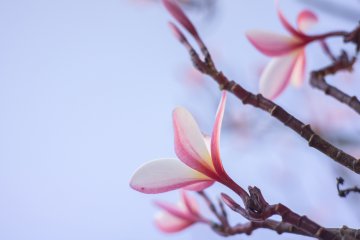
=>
[0,0,359,239]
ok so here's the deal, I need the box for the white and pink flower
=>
[154,190,208,233]
[130,91,230,194]
[246,4,319,99]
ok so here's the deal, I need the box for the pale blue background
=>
[0,0,359,239]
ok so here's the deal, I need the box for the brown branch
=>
[337,177,360,197]
[219,220,360,239]
[221,188,360,240]
[163,5,360,238]
[213,219,312,237]
[310,50,360,115]
[170,25,360,174]
[328,226,360,240]
[268,203,336,239]
[246,187,337,240]
[212,212,360,239]
[197,190,312,238]
[197,191,228,226]
[345,23,360,52]
[198,190,360,239]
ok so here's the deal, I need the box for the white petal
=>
[259,51,300,99]
[290,50,306,87]
[173,107,214,174]
[154,210,193,233]
[130,158,212,194]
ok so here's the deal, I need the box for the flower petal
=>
[154,200,195,222]
[183,181,214,191]
[154,210,193,233]
[203,134,211,153]
[259,51,300,99]
[153,191,201,233]
[162,0,200,41]
[173,107,217,178]
[211,91,227,176]
[180,190,200,216]
[297,10,318,33]
[130,158,212,194]
[290,50,306,87]
[246,30,301,56]
[276,0,308,40]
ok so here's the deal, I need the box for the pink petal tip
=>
[162,0,200,41]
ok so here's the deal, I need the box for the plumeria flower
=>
[130,91,234,194]
[154,190,208,233]
[130,0,249,200]
[246,4,319,99]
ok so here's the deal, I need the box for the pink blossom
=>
[131,1,249,200]
[246,4,318,99]
[154,190,208,233]
[130,92,230,194]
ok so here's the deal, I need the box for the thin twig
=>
[310,50,360,115]
[337,177,360,197]
[320,40,337,61]
[197,191,226,225]
[344,23,360,52]
[197,191,312,237]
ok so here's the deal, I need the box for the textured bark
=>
[310,51,360,115]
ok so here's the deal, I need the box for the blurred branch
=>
[337,177,360,197]
[310,24,360,115]
[310,50,360,115]
[197,191,229,227]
